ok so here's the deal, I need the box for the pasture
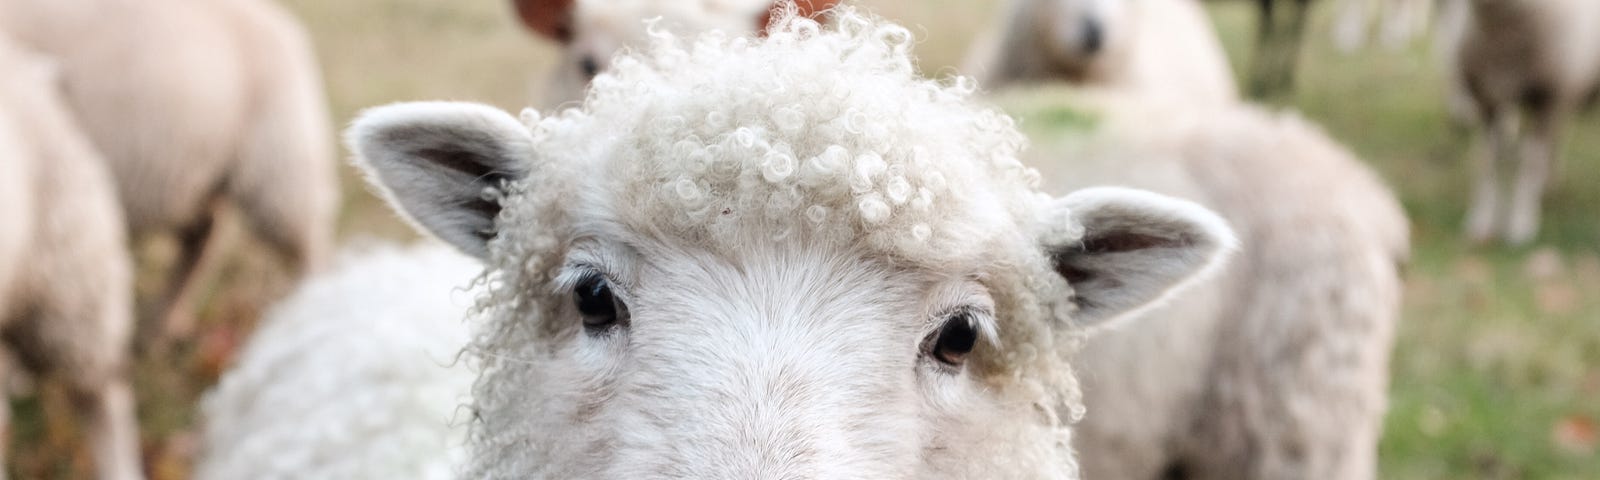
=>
[6,0,1597,478]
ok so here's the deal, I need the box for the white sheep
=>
[996,88,1408,479]
[510,0,839,105]
[0,37,142,480]
[964,0,1238,104]
[0,0,340,343]
[202,9,1240,478]
[197,243,480,480]
[1441,0,1600,244]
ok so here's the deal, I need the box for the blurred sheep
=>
[197,243,479,480]
[965,0,1238,104]
[998,90,1408,479]
[0,37,141,480]
[510,0,839,106]
[1442,0,1600,244]
[0,0,340,345]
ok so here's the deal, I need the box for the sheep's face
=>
[1035,0,1132,77]
[350,10,1233,478]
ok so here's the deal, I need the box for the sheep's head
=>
[513,0,840,105]
[1033,0,1134,79]
[351,8,1232,479]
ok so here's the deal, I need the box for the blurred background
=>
[4,0,1596,478]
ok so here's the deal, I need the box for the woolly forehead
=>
[509,17,1050,266]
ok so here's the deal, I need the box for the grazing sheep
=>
[1443,0,1600,244]
[1244,0,1317,97]
[997,89,1408,479]
[198,243,480,480]
[964,0,1238,104]
[0,38,141,480]
[0,0,340,343]
[205,9,1240,478]
[511,0,839,105]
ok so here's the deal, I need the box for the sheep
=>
[510,0,839,105]
[202,9,1240,478]
[197,243,480,480]
[0,0,340,345]
[1441,0,1600,245]
[994,88,1408,479]
[964,0,1238,104]
[0,37,142,480]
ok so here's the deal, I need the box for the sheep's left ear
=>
[757,0,842,34]
[1042,187,1238,327]
[512,0,576,43]
[347,102,535,260]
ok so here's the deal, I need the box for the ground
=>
[6,0,1597,478]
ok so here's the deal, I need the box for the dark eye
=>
[574,274,628,331]
[931,312,979,367]
[578,55,600,78]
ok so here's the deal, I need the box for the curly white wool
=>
[196,243,481,480]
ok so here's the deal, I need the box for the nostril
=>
[1082,18,1104,54]
[579,56,600,78]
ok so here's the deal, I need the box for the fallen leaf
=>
[1533,281,1579,316]
[1553,415,1598,455]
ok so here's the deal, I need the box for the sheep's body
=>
[197,243,480,480]
[999,90,1407,479]
[1443,0,1600,244]
[513,0,838,106]
[0,37,141,480]
[207,9,1242,479]
[0,0,339,340]
[966,0,1237,104]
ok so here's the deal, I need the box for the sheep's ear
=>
[758,0,841,34]
[512,0,575,43]
[1042,187,1237,327]
[347,102,534,260]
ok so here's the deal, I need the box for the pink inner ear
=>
[512,0,576,43]
[756,0,842,36]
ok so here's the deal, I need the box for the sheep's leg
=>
[1249,0,1312,97]
[1504,108,1562,245]
[143,208,220,348]
[67,378,142,480]
[1333,0,1371,53]
[0,359,9,480]
[1465,109,1516,243]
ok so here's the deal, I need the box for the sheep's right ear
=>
[347,102,534,260]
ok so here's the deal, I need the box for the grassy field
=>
[8,0,1598,478]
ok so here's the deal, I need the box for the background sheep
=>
[197,243,479,480]
[0,37,141,480]
[0,0,339,345]
[510,0,839,105]
[1442,0,1600,245]
[996,89,1408,479]
[260,10,1236,477]
[964,0,1238,104]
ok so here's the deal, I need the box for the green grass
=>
[9,1,1597,478]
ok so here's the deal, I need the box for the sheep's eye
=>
[574,275,627,330]
[931,312,979,367]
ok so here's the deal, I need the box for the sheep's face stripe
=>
[350,7,1235,479]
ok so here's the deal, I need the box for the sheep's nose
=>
[579,55,600,78]
[1082,18,1104,54]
